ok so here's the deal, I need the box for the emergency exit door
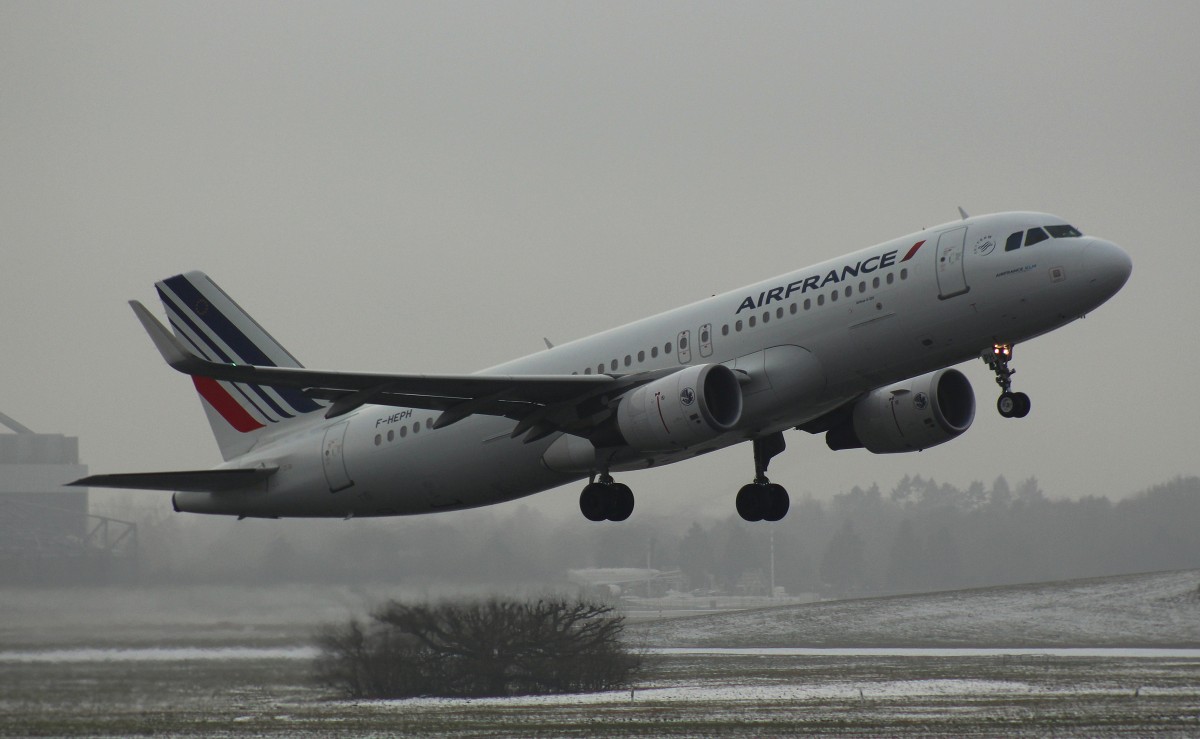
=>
[322,422,353,492]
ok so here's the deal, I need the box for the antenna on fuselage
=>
[957,206,970,220]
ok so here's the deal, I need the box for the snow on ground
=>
[632,569,1200,648]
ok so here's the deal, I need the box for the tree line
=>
[113,475,1200,597]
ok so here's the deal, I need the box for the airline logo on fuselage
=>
[735,241,924,314]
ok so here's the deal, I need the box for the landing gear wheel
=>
[1011,392,1031,419]
[579,482,608,522]
[579,479,635,522]
[606,483,634,522]
[736,484,765,522]
[997,391,1031,419]
[763,483,790,522]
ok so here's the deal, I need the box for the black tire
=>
[607,483,634,522]
[763,483,790,522]
[997,392,1017,418]
[1012,392,1031,418]
[736,484,765,522]
[579,483,607,522]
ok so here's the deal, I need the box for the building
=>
[0,412,136,583]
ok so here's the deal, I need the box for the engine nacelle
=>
[615,363,743,452]
[826,368,975,454]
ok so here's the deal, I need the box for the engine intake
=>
[826,368,975,453]
[615,363,743,452]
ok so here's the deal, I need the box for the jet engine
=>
[614,363,743,451]
[825,368,975,453]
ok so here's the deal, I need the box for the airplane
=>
[72,211,1132,522]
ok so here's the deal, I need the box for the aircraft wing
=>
[131,301,666,440]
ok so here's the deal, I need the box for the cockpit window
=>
[1046,224,1083,238]
[1024,227,1049,247]
[1005,232,1023,252]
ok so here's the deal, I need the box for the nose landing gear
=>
[984,344,1031,419]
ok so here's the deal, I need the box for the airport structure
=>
[0,412,136,583]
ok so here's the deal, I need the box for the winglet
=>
[129,300,204,372]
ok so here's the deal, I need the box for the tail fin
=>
[155,271,325,460]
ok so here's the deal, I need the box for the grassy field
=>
[3,647,1200,736]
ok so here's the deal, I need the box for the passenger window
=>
[789,303,797,315]
[679,336,688,350]
[400,426,408,438]
[665,342,673,354]
[818,294,825,306]
[887,273,894,285]
[412,422,419,434]
[722,324,729,336]
[638,350,645,362]
[597,363,604,374]
[651,346,659,358]
[584,367,592,374]
[831,290,838,302]
[804,298,811,310]
[1025,228,1049,246]
[1005,232,1023,251]
[749,316,757,327]
[844,286,852,298]
[859,281,866,293]
[624,355,631,367]
[761,312,769,323]
[388,430,395,442]
[776,307,784,319]
[900,268,908,280]
[735,320,743,332]
[872,277,880,289]
[611,359,618,371]
[374,434,381,446]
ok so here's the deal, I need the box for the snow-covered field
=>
[2,570,1199,736]
[633,569,1200,648]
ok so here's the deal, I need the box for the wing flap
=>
[69,468,277,493]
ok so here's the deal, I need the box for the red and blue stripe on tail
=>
[155,271,324,459]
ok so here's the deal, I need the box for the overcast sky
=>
[2,1,1196,524]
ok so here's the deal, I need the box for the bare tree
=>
[315,596,639,698]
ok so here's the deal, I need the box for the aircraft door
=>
[321,422,354,492]
[677,330,692,364]
[936,226,970,299]
[698,323,713,358]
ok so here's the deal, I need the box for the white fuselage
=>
[175,212,1131,518]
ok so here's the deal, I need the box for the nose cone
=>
[1082,238,1132,297]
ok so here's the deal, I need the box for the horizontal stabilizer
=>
[69,467,278,493]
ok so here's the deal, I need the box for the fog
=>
[2,2,1198,597]
[77,474,1200,598]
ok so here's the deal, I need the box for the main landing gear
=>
[579,474,634,522]
[578,432,793,523]
[735,432,790,522]
[984,343,1031,419]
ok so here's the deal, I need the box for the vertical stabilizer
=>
[155,271,324,460]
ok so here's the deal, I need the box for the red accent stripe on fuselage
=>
[901,240,925,262]
[192,376,265,433]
